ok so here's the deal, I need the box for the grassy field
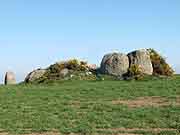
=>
[0,76,180,135]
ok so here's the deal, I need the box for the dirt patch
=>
[97,128,178,133]
[0,132,60,135]
[69,101,81,109]
[70,96,180,108]
[1,132,67,135]
[0,133,8,135]
[23,133,141,135]
[176,97,180,105]
[115,133,142,135]
[23,132,60,135]
[0,133,142,135]
[112,96,180,108]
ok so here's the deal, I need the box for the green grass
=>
[0,75,180,134]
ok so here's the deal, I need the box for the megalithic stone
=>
[4,71,16,85]
[100,52,129,76]
[128,49,153,75]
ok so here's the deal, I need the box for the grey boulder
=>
[100,53,129,76]
[25,69,46,83]
[128,49,153,75]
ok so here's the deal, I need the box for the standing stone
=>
[4,71,16,85]
[128,49,153,75]
[25,69,46,83]
[100,53,129,76]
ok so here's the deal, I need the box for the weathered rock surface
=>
[4,71,16,85]
[128,49,153,75]
[87,64,97,70]
[100,53,129,76]
[60,68,69,77]
[25,69,46,83]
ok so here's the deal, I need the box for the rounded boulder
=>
[100,53,129,76]
[25,69,46,83]
[128,49,153,75]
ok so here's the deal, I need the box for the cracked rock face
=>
[100,53,129,76]
[25,69,46,83]
[5,71,16,85]
[128,49,153,75]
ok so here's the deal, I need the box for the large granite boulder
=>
[100,53,129,76]
[128,49,153,75]
[25,69,46,83]
[4,71,16,85]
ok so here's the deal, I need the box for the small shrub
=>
[125,64,144,80]
[147,48,174,76]
[49,63,64,73]
[80,61,87,66]
[36,59,95,82]
[66,59,80,70]
[79,61,88,71]
[48,59,89,73]
[128,64,142,76]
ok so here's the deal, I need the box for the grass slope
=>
[0,76,180,135]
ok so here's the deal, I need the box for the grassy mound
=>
[0,76,180,134]
[34,59,98,83]
[26,49,175,84]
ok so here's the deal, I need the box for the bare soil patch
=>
[0,132,62,135]
[112,96,180,107]
[97,128,178,133]
[23,133,60,135]
[115,133,142,135]
[0,133,142,135]
[23,133,141,135]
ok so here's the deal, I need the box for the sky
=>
[0,0,180,83]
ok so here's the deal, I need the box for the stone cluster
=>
[4,48,173,84]
[100,49,153,77]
